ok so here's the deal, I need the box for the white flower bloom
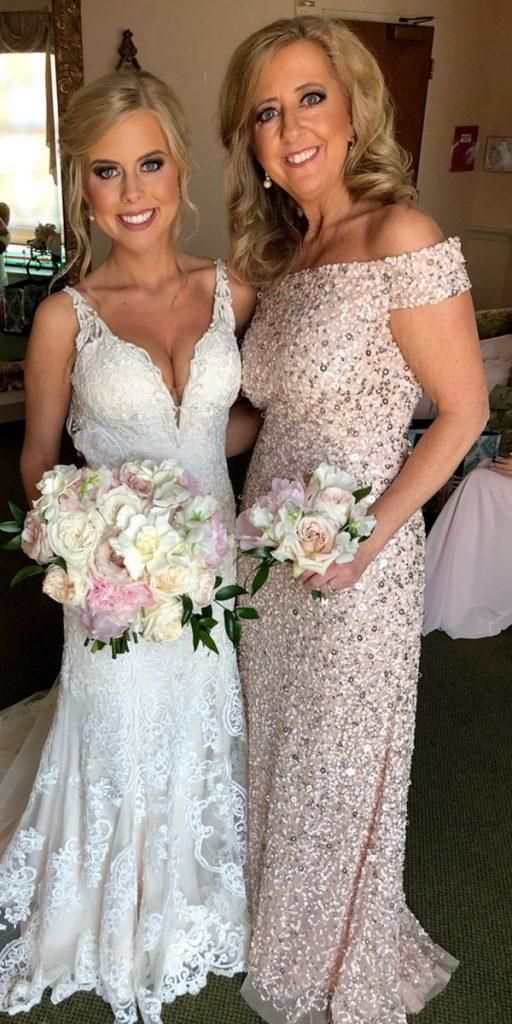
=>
[152,462,191,509]
[312,487,355,529]
[35,465,82,520]
[111,510,182,580]
[97,485,146,527]
[42,564,89,607]
[47,509,104,567]
[308,464,357,496]
[150,560,195,598]
[190,569,216,608]
[142,597,183,643]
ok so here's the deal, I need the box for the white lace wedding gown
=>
[0,260,248,1022]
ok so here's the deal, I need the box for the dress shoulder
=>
[388,237,471,310]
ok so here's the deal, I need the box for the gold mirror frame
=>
[50,0,84,280]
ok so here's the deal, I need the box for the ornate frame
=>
[50,0,85,278]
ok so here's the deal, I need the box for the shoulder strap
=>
[63,285,100,351]
[212,259,236,331]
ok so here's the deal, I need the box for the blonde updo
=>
[219,16,417,287]
[59,70,194,278]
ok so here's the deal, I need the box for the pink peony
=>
[204,511,229,568]
[21,512,53,564]
[181,470,202,495]
[80,576,153,642]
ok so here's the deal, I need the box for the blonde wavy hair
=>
[219,16,417,286]
[59,70,195,279]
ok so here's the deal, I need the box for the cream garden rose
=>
[312,487,355,528]
[142,597,183,643]
[42,564,88,606]
[47,510,104,567]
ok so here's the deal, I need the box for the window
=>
[0,51,62,246]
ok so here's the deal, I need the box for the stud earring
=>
[347,138,355,151]
[263,171,272,190]
[89,208,95,222]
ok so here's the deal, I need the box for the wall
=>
[79,0,512,306]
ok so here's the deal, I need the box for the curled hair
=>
[59,70,195,279]
[219,16,417,286]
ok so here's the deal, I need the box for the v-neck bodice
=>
[64,260,241,524]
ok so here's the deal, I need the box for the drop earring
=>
[89,207,95,222]
[263,171,272,190]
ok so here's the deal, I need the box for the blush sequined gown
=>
[238,238,470,1024]
[0,262,248,1023]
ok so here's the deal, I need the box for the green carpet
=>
[0,421,511,1023]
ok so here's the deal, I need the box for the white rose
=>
[111,510,182,580]
[190,569,216,608]
[312,487,355,528]
[308,464,357,495]
[47,510,103,567]
[151,562,193,597]
[142,598,183,643]
[42,564,88,606]
[97,485,146,527]
[118,461,157,499]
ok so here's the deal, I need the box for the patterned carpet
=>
[0,421,511,1023]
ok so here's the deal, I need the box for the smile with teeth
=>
[119,209,155,224]
[285,146,319,166]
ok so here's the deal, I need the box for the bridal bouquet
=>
[1,460,256,657]
[236,463,377,597]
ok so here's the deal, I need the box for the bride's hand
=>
[489,455,512,478]
[301,545,372,595]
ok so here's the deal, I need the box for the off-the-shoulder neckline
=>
[286,236,461,278]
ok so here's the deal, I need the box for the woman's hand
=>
[301,543,374,595]
[489,455,512,478]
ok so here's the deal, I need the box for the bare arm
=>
[304,211,489,591]
[226,399,263,458]
[20,293,77,504]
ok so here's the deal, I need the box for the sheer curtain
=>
[0,11,60,245]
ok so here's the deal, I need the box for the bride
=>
[0,70,257,1022]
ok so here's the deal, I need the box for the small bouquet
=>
[1,460,256,657]
[236,463,377,597]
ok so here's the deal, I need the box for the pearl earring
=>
[263,171,272,190]
[347,138,355,150]
[89,208,95,222]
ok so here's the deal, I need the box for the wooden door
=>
[296,6,434,182]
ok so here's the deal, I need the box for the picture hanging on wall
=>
[483,137,512,173]
[449,125,479,172]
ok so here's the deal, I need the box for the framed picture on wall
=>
[483,136,512,173]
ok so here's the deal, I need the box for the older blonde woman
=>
[220,16,488,1024]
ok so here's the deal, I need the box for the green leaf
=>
[251,563,269,596]
[243,545,275,559]
[214,575,222,589]
[215,584,248,602]
[353,485,372,503]
[236,606,259,620]
[201,604,213,619]
[224,608,237,644]
[199,630,219,655]
[50,556,67,571]
[199,617,218,630]
[2,535,22,550]
[182,595,193,626]
[0,520,22,533]
[10,564,45,588]
[8,502,25,527]
[191,616,201,651]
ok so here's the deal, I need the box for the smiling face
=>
[251,40,354,206]
[84,108,180,249]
